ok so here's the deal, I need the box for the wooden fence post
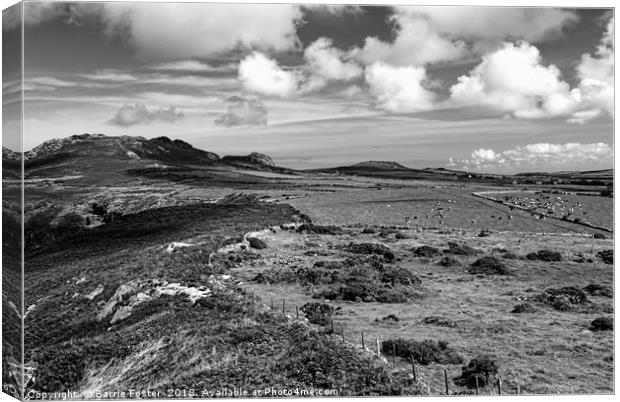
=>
[376,338,380,356]
[295,305,299,318]
[361,332,365,349]
[392,342,396,365]
[475,375,479,395]
[497,377,502,395]
[444,369,449,395]
[410,355,416,381]
[282,299,285,314]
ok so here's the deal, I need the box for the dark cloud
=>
[214,96,268,127]
[107,104,184,127]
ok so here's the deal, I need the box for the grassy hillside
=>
[23,200,417,396]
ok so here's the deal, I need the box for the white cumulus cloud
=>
[455,142,613,171]
[573,16,614,122]
[364,62,436,113]
[238,52,301,97]
[449,42,580,119]
[300,37,363,93]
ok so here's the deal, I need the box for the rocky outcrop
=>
[18,133,220,164]
[2,147,21,161]
[96,277,226,324]
[221,152,276,168]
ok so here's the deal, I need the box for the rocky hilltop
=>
[2,147,21,161]
[21,133,220,163]
[221,152,276,168]
[2,133,292,180]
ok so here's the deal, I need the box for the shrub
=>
[453,356,499,389]
[381,339,463,365]
[445,242,480,256]
[421,316,457,328]
[300,302,334,326]
[33,346,86,392]
[593,233,606,239]
[381,266,421,286]
[502,252,518,260]
[361,227,376,234]
[590,317,613,332]
[276,328,396,395]
[511,303,536,314]
[597,250,613,265]
[56,212,84,233]
[377,314,400,322]
[344,242,395,262]
[314,260,347,270]
[297,223,343,235]
[537,287,588,311]
[468,257,508,275]
[438,256,460,267]
[413,245,441,258]
[478,230,491,237]
[527,250,562,261]
[583,283,613,298]
[395,232,410,240]
[247,237,267,249]
[378,228,400,238]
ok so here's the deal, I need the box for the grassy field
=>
[15,166,614,397]
[228,214,613,394]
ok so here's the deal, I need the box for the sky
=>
[1,1,615,173]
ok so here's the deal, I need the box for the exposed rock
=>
[97,278,217,324]
[85,284,105,301]
[247,237,267,249]
[165,242,195,253]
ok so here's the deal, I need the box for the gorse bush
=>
[526,250,562,261]
[33,346,86,392]
[454,355,499,388]
[381,338,463,365]
[300,302,334,326]
[444,242,480,256]
[468,256,509,275]
[413,245,441,258]
[344,242,395,261]
[297,223,344,235]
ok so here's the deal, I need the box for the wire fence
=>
[251,293,525,396]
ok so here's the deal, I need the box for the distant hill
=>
[3,134,291,179]
[313,160,612,188]
[348,160,410,170]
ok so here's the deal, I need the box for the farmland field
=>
[10,157,614,397]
